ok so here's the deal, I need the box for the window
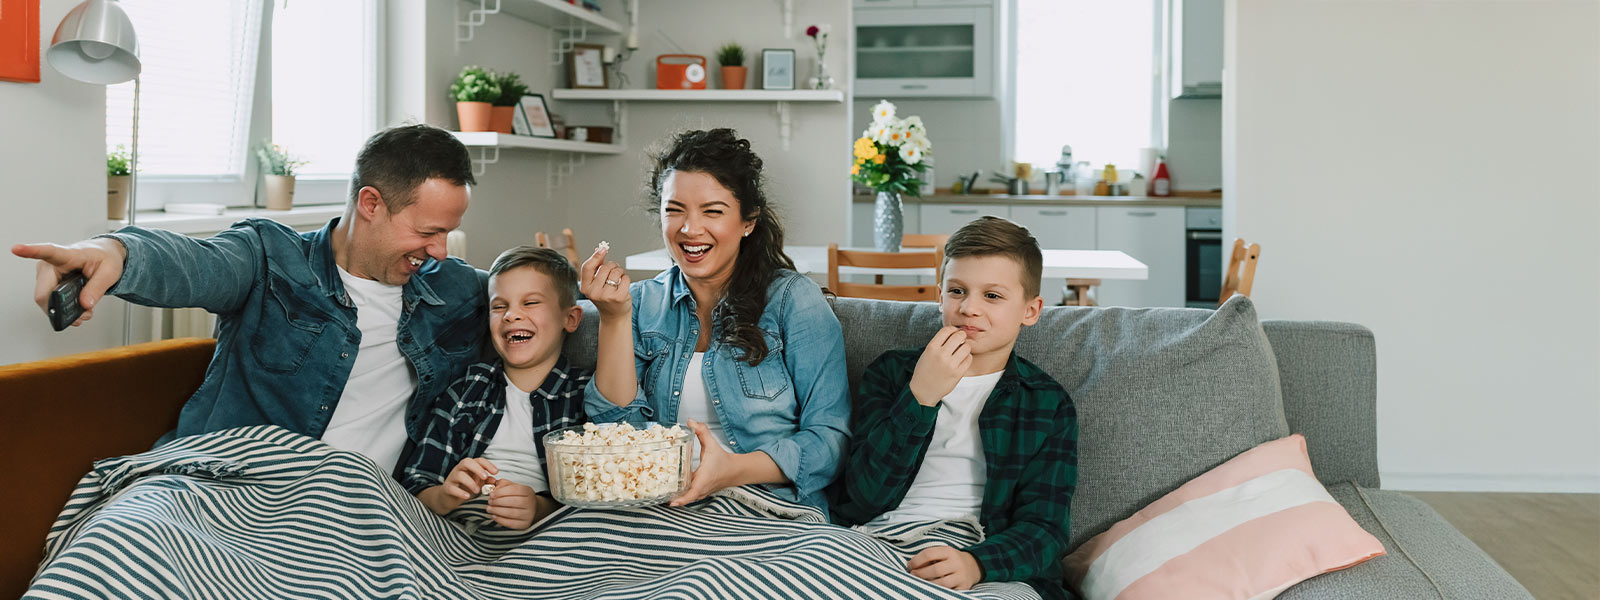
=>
[106,0,264,178]
[1012,0,1160,173]
[271,0,381,178]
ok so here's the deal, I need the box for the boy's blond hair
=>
[942,216,1044,298]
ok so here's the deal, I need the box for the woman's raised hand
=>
[579,243,631,318]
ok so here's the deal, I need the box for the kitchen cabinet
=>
[854,6,995,98]
[920,203,1008,237]
[1009,206,1096,251]
[854,0,989,8]
[1170,0,1223,98]
[1094,206,1185,308]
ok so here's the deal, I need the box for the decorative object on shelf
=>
[804,24,832,90]
[450,65,501,132]
[106,145,132,219]
[850,100,932,252]
[654,54,706,90]
[517,94,557,138]
[0,0,41,83]
[567,43,608,89]
[761,48,795,90]
[255,142,307,211]
[491,71,529,134]
[565,125,613,144]
[715,42,746,90]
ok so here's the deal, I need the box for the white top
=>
[481,375,550,493]
[624,246,1149,281]
[678,352,732,468]
[320,267,415,473]
[868,370,1005,526]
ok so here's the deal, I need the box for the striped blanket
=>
[27,426,1041,600]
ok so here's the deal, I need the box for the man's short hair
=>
[488,246,580,308]
[943,216,1045,298]
[348,124,475,213]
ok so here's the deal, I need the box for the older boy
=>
[832,217,1079,600]
[400,246,591,529]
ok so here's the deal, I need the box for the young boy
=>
[831,216,1078,600]
[400,246,591,530]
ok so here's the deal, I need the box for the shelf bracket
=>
[456,0,502,48]
[551,22,591,65]
[469,146,501,176]
[545,153,588,198]
[780,0,794,39]
[775,101,793,151]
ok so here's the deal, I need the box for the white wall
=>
[0,0,133,366]
[1226,0,1600,492]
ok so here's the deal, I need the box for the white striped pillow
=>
[1064,434,1385,600]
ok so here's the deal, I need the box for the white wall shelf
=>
[452,132,623,197]
[456,0,625,59]
[550,89,845,150]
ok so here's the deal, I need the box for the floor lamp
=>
[46,0,141,345]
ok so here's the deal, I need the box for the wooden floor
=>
[1410,491,1599,600]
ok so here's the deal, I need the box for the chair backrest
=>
[1218,238,1261,306]
[535,228,582,267]
[901,233,948,251]
[827,243,941,301]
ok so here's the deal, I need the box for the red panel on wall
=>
[0,0,41,84]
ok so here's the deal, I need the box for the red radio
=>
[655,54,708,90]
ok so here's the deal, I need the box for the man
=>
[11,124,487,475]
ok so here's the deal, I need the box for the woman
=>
[581,128,849,514]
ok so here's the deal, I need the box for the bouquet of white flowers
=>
[850,100,932,197]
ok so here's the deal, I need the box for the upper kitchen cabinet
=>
[1169,0,1222,98]
[855,5,996,98]
[854,0,991,8]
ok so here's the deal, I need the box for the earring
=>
[743,230,751,237]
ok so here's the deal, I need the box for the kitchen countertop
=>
[852,192,1221,208]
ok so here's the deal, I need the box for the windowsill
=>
[107,204,345,236]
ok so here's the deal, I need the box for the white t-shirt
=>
[481,375,550,493]
[678,352,732,468]
[868,370,1004,526]
[320,266,416,473]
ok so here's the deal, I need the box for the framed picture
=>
[0,0,41,83]
[517,94,557,138]
[566,43,608,89]
[761,49,795,90]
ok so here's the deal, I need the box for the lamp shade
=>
[47,0,140,85]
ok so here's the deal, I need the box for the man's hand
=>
[485,480,540,530]
[579,244,630,319]
[908,326,972,406]
[12,238,128,327]
[907,545,983,591]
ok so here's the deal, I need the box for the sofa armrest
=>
[0,338,213,599]
[1262,321,1381,488]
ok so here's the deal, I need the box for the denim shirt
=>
[584,266,851,513]
[104,217,488,450]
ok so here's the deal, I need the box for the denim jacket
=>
[585,266,851,513]
[104,217,487,450]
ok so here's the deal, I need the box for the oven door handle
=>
[1188,230,1223,241]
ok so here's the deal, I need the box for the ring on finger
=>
[605,279,619,286]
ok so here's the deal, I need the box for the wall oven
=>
[1186,207,1222,308]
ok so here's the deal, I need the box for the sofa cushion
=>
[833,294,1289,548]
[1279,483,1532,600]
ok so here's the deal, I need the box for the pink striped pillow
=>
[1064,434,1385,600]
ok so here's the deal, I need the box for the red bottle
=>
[1151,159,1172,197]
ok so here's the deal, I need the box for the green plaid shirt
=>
[831,348,1078,595]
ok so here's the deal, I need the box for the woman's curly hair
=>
[646,129,795,366]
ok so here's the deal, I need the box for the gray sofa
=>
[563,294,1529,599]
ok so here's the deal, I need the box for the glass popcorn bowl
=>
[543,422,692,509]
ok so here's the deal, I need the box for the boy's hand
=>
[485,479,539,529]
[442,457,498,507]
[907,546,982,591]
[908,326,972,406]
[579,244,631,318]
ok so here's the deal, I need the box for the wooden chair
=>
[827,243,942,302]
[875,233,949,284]
[534,228,581,267]
[1061,278,1100,307]
[1218,238,1261,305]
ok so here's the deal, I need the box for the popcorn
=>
[547,423,688,505]
[597,241,611,252]
[480,483,496,496]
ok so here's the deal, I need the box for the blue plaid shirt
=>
[400,356,592,495]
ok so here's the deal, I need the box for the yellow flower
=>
[853,137,877,160]
[873,153,886,164]
[850,163,860,175]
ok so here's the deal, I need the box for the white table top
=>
[625,246,1148,280]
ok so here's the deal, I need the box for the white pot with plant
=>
[257,143,307,211]
[107,145,132,219]
[451,65,501,133]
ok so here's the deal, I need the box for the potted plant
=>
[717,42,747,90]
[106,145,132,219]
[850,100,932,251]
[450,65,501,132]
[256,142,308,211]
[492,71,529,134]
